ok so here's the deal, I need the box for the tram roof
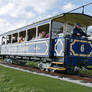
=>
[0,13,92,36]
[52,13,92,26]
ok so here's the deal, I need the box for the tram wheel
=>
[66,67,74,74]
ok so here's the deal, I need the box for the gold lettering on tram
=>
[81,44,85,52]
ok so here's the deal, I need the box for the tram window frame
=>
[2,36,6,45]
[0,36,1,45]
[66,23,74,36]
[38,24,49,39]
[80,26,86,33]
[87,25,92,36]
[52,21,64,38]
[18,31,26,43]
[12,33,18,43]
[2,36,5,45]
[7,35,11,44]
[27,28,36,41]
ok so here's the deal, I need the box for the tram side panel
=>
[54,37,64,57]
[65,38,92,66]
[54,37,65,62]
[0,39,50,57]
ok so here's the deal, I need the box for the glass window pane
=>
[52,21,64,38]
[87,26,92,35]
[38,24,49,39]
[66,23,74,35]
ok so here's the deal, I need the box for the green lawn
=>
[79,66,92,77]
[80,69,92,77]
[25,61,38,67]
[87,66,92,68]
[0,66,92,92]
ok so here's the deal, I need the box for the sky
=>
[0,0,92,35]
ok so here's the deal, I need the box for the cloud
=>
[62,3,77,12]
[0,3,14,15]
[0,19,11,33]
[0,2,35,19]
[0,0,59,34]
[0,0,58,18]
[27,0,57,14]
[0,18,26,34]
[12,0,57,14]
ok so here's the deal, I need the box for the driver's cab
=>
[49,13,92,71]
[51,13,92,39]
[51,22,88,39]
[52,21,88,39]
[51,13,92,58]
[65,23,87,37]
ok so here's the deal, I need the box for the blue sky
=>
[0,0,92,35]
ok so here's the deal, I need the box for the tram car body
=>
[0,13,92,72]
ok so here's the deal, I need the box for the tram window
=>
[0,37,1,45]
[38,24,49,39]
[66,23,74,35]
[87,26,92,36]
[18,31,26,43]
[7,35,11,44]
[2,36,6,45]
[52,21,64,38]
[0,36,2,45]
[79,25,86,33]
[12,33,18,43]
[27,28,36,41]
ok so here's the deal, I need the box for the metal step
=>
[48,67,66,71]
[51,62,64,64]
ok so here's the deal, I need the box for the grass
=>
[0,66,92,92]
[87,66,92,68]
[79,66,92,77]
[25,61,38,67]
[80,69,92,77]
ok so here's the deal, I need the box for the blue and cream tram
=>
[0,13,92,72]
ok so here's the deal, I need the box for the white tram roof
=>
[0,13,92,36]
